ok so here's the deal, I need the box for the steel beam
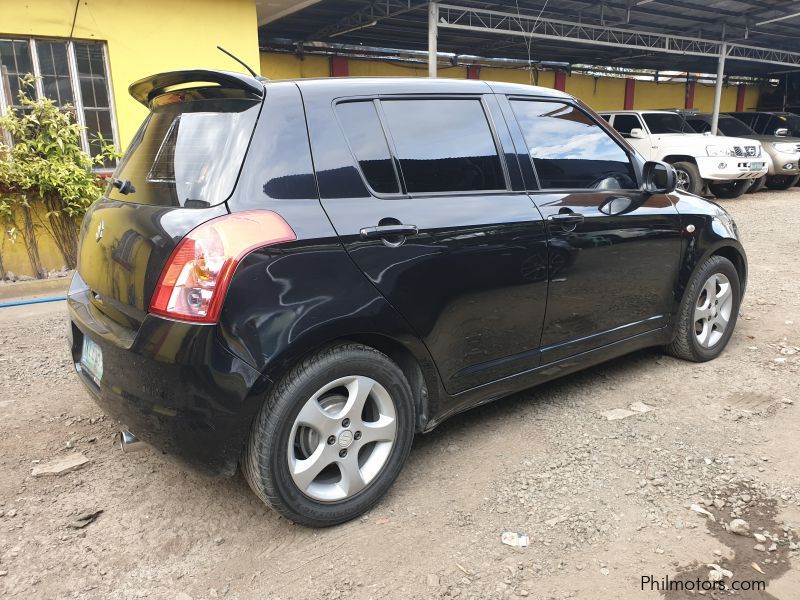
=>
[311,0,425,41]
[436,4,800,69]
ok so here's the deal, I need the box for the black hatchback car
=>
[68,70,746,527]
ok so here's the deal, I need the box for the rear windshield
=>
[643,113,697,134]
[108,88,261,207]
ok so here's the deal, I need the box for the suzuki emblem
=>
[96,221,105,243]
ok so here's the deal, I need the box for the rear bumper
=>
[67,275,265,476]
[696,156,768,181]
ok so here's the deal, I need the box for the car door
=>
[303,88,549,394]
[503,97,683,364]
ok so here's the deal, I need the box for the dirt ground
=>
[1,188,799,600]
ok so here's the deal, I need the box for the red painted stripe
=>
[624,78,635,110]
[554,71,566,91]
[736,85,746,111]
[329,56,349,77]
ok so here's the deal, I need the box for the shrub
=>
[0,75,119,277]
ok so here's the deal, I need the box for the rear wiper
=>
[112,178,136,195]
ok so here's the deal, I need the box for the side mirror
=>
[775,127,790,137]
[628,127,646,139]
[642,160,677,194]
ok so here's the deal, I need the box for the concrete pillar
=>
[624,78,635,110]
[554,71,566,92]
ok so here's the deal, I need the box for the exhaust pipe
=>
[118,430,143,453]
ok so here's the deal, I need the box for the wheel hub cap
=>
[693,272,733,349]
[338,430,354,448]
[287,375,397,502]
[676,170,690,190]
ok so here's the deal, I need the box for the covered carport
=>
[260,0,800,133]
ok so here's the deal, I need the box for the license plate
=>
[81,336,103,384]
[750,162,765,171]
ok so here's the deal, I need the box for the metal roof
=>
[260,0,800,76]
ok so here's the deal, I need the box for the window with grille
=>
[0,37,118,169]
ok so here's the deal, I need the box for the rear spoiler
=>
[129,69,265,106]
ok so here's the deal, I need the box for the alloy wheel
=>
[287,376,397,502]
[675,169,690,191]
[693,273,733,348]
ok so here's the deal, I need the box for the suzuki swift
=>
[68,70,747,527]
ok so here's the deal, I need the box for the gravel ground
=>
[1,189,799,600]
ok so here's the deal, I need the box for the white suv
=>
[600,110,768,198]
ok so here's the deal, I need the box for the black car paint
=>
[68,75,746,476]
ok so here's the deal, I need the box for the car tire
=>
[746,175,766,194]
[665,255,740,362]
[670,161,703,195]
[242,343,415,527]
[765,174,800,190]
[708,180,750,199]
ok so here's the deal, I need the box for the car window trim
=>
[609,113,645,138]
[333,98,407,199]
[508,97,641,193]
[332,93,512,200]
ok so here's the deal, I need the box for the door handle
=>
[547,212,585,225]
[360,224,418,239]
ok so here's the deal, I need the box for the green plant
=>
[0,75,120,276]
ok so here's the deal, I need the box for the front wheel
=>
[746,175,766,194]
[242,343,415,527]
[765,174,800,190]
[665,256,740,362]
[708,180,750,199]
[670,161,703,195]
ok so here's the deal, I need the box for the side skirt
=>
[423,326,671,431]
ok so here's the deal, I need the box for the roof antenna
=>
[217,45,259,79]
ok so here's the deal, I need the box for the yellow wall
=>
[565,73,627,111]
[261,53,329,79]
[1,0,260,277]
[633,81,686,110]
[258,53,760,115]
[0,204,70,278]
[1,0,260,150]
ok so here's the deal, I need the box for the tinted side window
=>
[380,99,506,193]
[611,114,644,136]
[511,100,636,190]
[336,101,399,194]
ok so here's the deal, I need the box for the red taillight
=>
[149,211,296,323]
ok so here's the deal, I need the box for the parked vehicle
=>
[600,110,767,198]
[68,71,747,527]
[680,110,800,191]
[727,111,800,138]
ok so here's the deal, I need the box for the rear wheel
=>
[670,161,703,195]
[665,255,740,362]
[746,175,766,194]
[242,343,415,527]
[765,174,800,190]
[708,180,750,199]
